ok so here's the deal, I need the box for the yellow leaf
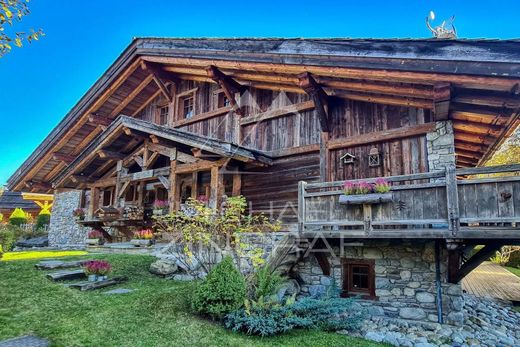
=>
[14,37,21,47]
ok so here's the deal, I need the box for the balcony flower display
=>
[86,229,105,246]
[73,208,85,221]
[152,200,169,215]
[373,178,391,193]
[340,179,393,205]
[83,260,112,282]
[131,229,154,247]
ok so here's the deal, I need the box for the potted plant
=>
[152,200,169,215]
[83,260,112,282]
[339,178,393,205]
[130,229,154,247]
[86,230,105,246]
[73,208,85,221]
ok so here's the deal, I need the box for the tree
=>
[0,0,43,57]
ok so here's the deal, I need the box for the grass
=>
[505,266,520,278]
[0,253,382,347]
[1,250,88,261]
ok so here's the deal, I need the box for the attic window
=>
[156,105,169,125]
[181,95,194,119]
[217,92,230,108]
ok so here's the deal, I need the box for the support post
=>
[209,166,223,209]
[298,181,307,234]
[232,171,241,196]
[169,159,178,212]
[88,187,99,219]
[445,165,460,236]
[191,172,198,199]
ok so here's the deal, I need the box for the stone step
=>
[46,269,86,281]
[35,260,93,270]
[67,276,128,291]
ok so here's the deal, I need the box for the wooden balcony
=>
[298,164,520,240]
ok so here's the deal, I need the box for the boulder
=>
[399,307,426,320]
[149,260,178,276]
[277,279,301,301]
[416,292,435,303]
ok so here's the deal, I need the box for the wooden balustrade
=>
[298,164,520,239]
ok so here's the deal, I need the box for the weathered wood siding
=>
[241,153,320,223]
[329,101,431,181]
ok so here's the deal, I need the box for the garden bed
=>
[0,253,381,347]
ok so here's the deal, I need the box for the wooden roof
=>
[52,116,271,189]
[0,192,39,211]
[8,38,520,192]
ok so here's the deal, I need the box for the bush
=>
[248,266,285,301]
[35,212,51,231]
[0,225,22,255]
[224,296,364,337]
[192,256,246,319]
[9,208,27,226]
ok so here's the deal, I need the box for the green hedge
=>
[9,208,27,226]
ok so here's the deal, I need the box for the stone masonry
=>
[48,189,87,248]
[426,120,456,172]
[294,240,464,326]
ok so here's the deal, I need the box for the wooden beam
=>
[158,175,170,191]
[172,106,232,128]
[206,65,243,115]
[191,172,198,199]
[25,181,52,191]
[153,76,171,102]
[52,152,75,165]
[298,72,330,132]
[314,252,331,276]
[240,101,315,125]
[176,158,227,174]
[88,114,112,127]
[97,150,125,160]
[452,242,504,283]
[232,172,241,196]
[133,155,144,168]
[110,74,154,117]
[70,175,94,184]
[433,82,451,120]
[131,88,162,117]
[209,165,223,209]
[169,160,177,212]
[327,123,436,150]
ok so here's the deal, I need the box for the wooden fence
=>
[298,164,520,239]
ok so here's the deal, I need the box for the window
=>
[102,187,114,207]
[217,91,230,108]
[181,95,194,118]
[156,105,169,125]
[125,183,139,202]
[341,259,376,299]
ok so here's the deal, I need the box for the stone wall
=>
[427,120,456,172]
[48,189,87,248]
[294,240,464,325]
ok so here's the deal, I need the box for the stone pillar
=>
[426,120,456,172]
[48,189,87,248]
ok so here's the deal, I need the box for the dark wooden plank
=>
[46,269,86,281]
[68,276,128,291]
[36,260,93,270]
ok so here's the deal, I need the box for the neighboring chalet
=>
[7,38,520,324]
[0,192,53,218]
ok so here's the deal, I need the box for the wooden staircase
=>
[265,235,310,275]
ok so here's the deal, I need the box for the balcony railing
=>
[297,164,520,239]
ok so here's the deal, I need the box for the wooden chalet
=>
[5,38,520,292]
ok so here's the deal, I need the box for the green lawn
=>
[0,253,381,347]
[505,266,520,278]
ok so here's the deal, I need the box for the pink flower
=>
[343,181,356,195]
[87,230,104,239]
[83,260,112,276]
[355,181,373,195]
[373,178,391,193]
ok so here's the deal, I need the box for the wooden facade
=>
[5,38,520,249]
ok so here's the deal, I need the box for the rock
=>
[451,296,464,311]
[404,288,415,296]
[149,260,178,276]
[363,248,383,259]
[277,279,301,301]
[391,288,402,296]
[407,282,421,288]
[447,311,464,326]
[399,307,426,320]
[376,289,391,297]
[15,236,48,248]
[376,277,391,289]
[382,333,399,346]
[400,270,412,280]
[414,343,436,347]
[320,276,331,286]
[368,306,385,316]
[364,332,384,342]
[416,292,435,303]
[103,288,135,295]
[447,284,463,296]
[309,285,326,298]
[171,273,195,281]
[400,258,415,268]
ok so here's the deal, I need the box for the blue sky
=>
[0,0,519,187]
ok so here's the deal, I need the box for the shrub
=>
[35,212,51,231]
[225,296,364,337]
[9,208,27,226]
[192,256,246,319]
[248,266,285,301]
[0,224,22,255]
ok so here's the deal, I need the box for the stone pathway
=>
[462,261,520,302]
[0,336,49,347]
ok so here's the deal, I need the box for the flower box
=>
[86,238,104,246]
[130,239,152,247]
[339,192,393,205]
[153,209,165,216]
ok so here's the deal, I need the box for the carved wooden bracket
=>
[206,65,243,115]
[298,72,330,132]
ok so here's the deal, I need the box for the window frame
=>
[341,258,376,299]
[156,103,170,125]
[175,88,197,120]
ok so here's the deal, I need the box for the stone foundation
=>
[48,189,87,248]
[294,240,464,325]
